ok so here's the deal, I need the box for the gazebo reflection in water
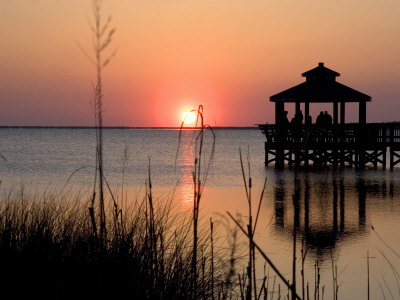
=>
[271,171,397,259]
[259,63,400,170]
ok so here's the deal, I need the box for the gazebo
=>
[259,62,400,170]
[271,62,371,126]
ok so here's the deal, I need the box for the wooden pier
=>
[259,62,400,170]
[259,122,400,169]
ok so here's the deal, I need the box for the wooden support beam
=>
[349,150,353,167]
[390,150,400,170]
[275,102,284,125]
[305,102,310,123]
[357,103,367,169]
[333,102,338,124]
[340,149,345,167]
[340,101,345,124]
[359,101,366,124]
[304,149,309,168]
[383,147,387,170]
[295,102,301,115]
[358,152,366,170]
[390,150,394,170]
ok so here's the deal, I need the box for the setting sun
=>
[181,111,196,124]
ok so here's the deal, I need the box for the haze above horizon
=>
[1,1,400,127]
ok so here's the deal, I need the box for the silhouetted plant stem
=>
[146,158,157,284]
[239,274,245,300]
[301,239,308,300]
[292,178,301,300]
[191,114,203,296]
[227,211,302,300]
[292,216,297,300]
[210,217,215,300]
[271,276,276,300]
[239,148,254,300]
[314,261,321,300]
[79,0,117,244]
[93,0,105,244]
[177,105,215,298]
[257,276,267,300]
[335,265,338,300]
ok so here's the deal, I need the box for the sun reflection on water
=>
[179,132,195,210]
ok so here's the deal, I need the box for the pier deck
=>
[259,122,400,170]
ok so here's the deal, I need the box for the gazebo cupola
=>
[302,62,340,83]
[271,62,371,126]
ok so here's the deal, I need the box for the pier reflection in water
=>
[271,171,397,259]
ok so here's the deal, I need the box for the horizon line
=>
[0,125,261,130]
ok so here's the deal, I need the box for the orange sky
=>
[1,0,400,126]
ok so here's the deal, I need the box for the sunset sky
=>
[1,0,400,127]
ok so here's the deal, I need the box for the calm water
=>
[1,127,400,299]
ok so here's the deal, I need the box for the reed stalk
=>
[210,217,215,300]
[301,239,308,300]
[227,211,302,300]
[177,105,215,298]
[79,0,117,245]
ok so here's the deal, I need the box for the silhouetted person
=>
[291,111,303,125]
[305,115,312,127]
[298,111,303,124]
[278,110,290,142]
[290,111,303,140]
[280,110,289,126]
[316,111,324,127]
[324,111,332,126]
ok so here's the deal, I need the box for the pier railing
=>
[258,122,400,169]
[259,123,400,147]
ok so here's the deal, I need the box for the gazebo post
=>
[333,102,338,124]
[275,102,285,169]
[305,102,309,121]
[340,102,345,124]
[295,102,301,116]
[332,102,339,168]
[275,102,284,125]
[359,101,366,125]
[358,101,367,169]
[304,102,310,167]
[293,101,302,167]
[340,101,346,167]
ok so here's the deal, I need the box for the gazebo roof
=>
[270,63,371,103]
[302,62,340,78]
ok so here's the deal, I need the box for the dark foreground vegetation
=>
[0,190,235,299]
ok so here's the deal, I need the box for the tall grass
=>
[177,105,216,296]
[0,187,233,299]
[79,0,117,245]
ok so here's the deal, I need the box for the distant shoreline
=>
[0,126,260,130]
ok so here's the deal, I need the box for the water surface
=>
[1,127,399,299]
